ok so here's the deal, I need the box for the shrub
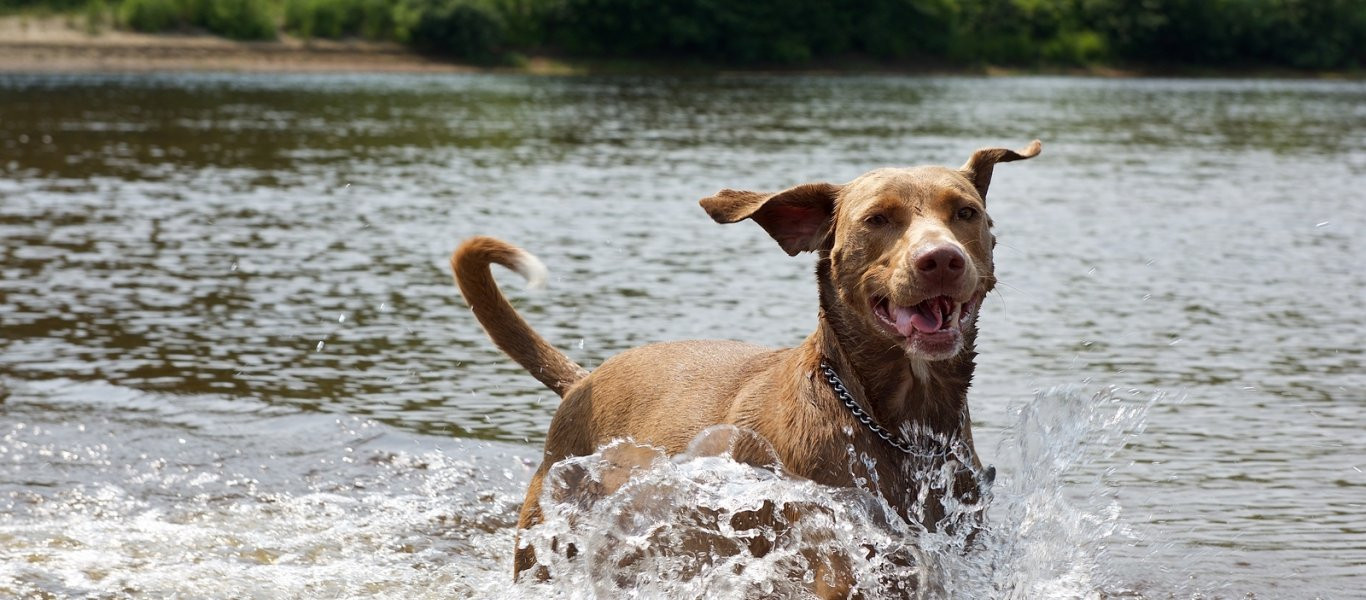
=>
[1041,30,1109,65]
[15,0,1366,69]
[166,0,275,40]
[198,0,275,40]
[285,0,344,38]
[532,0,955,64]
[485,0,542,47]
[118,0,178,32]
[355,0,394,39]
[0,0,89,10]
[283,0,395,40]
[395,0,506,62]
[83,0,110,33]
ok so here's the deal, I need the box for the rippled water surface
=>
[1,73,1363,598]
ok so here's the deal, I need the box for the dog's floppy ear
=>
[959,139,1042,202]
[700,182,841,256]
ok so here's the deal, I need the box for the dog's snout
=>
[915,245,966,280]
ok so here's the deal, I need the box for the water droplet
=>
[338,314,345,323]
[1315,221,1330,228]
[230,262,238,271]
[1086,267,1097,275]
[1167,338,1182,346]
[18,134,28,143]
[316,341,325,352]
[41,135,52,144]
[577,339,585,349]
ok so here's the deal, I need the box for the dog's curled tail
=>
[452,236,588,397]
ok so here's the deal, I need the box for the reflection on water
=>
[1,73,1364,597]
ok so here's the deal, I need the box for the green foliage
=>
[947,0,1102,65]
[937,0,1365,68]
[0,0,90,11]
[83,0,109,32]
[13,0,1366,69]
[484,0,541,47]
[283,0,394,39]
[394,0,505,62]
[1041,30,1107,65]
[115,0,275,39]
[1075,0,1366,69]
[118,0,176,31]
[530,0,957,64]
[194,0,275,40]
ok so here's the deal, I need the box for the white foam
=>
[0,379,1162,599]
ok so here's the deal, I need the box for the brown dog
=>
[452,141,1041,589]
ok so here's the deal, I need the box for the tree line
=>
[6,0,1364,70]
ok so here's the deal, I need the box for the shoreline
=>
[0,16,1360,79]
[0,16,477,74]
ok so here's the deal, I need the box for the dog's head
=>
[701,141,1040,361]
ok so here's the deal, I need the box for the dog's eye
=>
[865,214,889,226]
[956,207,979,221]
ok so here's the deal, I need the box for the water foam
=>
[497,386,1158,599]
[1,379,1157,599]
[0,379,533,599]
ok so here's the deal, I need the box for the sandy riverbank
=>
[0,16,480,73]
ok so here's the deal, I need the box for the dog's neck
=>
[809,256,977,442]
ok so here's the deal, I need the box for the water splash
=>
[938,386,1158,599]
[1,379,1158,599]
[0,379,533,600]
[497,386,1158,599]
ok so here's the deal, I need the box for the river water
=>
[0,73,1362,598]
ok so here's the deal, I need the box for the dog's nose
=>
[915,246,966,283]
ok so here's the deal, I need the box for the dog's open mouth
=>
[871,295,977,354]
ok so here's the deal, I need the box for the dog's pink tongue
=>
[891,302,942,336]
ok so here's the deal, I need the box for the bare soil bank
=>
[0,16,474,73]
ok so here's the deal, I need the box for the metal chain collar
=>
[818,360,950,459]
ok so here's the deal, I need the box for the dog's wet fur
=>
[452,141,1041,596]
